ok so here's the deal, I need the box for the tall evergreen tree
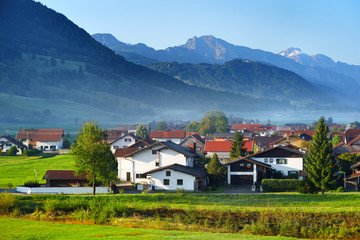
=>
[230,132,246,160]
[136,124,149,139]
[305,117,336,194]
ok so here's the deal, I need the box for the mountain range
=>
[0,0,309,125]
[93,34,360,105]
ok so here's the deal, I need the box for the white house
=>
[116,141,197,184]
[226,146,307,185]
[0,136,26,155]
[109,134,140,153]
[16,129,64,151]
[144,164,207,191]
[150,130,185,144]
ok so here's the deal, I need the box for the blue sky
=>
[37,0,360,65]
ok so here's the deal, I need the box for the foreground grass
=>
[0,217,299,239]
[0,154,75,187]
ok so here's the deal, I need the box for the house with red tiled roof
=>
[348,135,360,151]
[344,129,360,144]
[345,162,360,191]
[332,142,359,158]
[109,134,140,153]
[16,129,64,151]
[180,134,206,153]
[150,130,185,144]
[204,140,253,164]
[232,124,275,136]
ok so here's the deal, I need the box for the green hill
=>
[148,59,332,103]
[0,0,304,124]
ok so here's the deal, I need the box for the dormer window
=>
[152,150,157,154]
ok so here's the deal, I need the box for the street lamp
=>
[34,169,37,183]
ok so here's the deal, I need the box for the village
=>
[2,114,360,195]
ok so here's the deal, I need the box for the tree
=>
[71,122,117,195]
[206,154,227,186]
[332,135,341,147]
[199,111,228,136]
[230,132,246,160]
[185,121,200,133]
[305,117,336,194]
[327,117,333,125]
[7,146,17,156]
[338,153,360,176]
[156,121,167,130]
[62,137,71,149]
[136,124,149,139]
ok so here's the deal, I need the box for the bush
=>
[23,149,41,156]
[298,179,318,194]
[0,192,17,213]
[7,146,18,156]
[24,180,40,187]
[336,186,345,193]
[262,179,303,192]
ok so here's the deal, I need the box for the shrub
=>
[0,192,17,213]
[7,146,18,156]
[336,186,345,193]
[24,180,40,187]
[298,179,318,194]
[24,149,41,156]
[262,179,302,192]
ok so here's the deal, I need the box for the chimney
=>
[189,142,196,154]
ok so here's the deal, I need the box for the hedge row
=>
[262,179,303,192]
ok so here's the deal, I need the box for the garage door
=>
[231,175,253,185]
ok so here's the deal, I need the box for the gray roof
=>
[144,163,207,178]
[159,141,197,158]
[0,136,26,148]
[213,132,234,138]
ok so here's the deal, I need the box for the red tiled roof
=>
[43,170,86,180]
[348,135,360,145]
[186,132,199,137]
[150,130,185,139]
[294,130,315,136]
[17,129,64,142]
[205,140,253,152]
[345,129,360,143]
[115,148,139,158]
[232,124,262,131]
[244,140,254,152]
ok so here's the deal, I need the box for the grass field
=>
[0,154,75,188]
[0,217,299,240]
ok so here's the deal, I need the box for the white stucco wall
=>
[117,145,194,182]
[16,186,109,194]
[110,136,137,153]
[0,141,23,155]
[149,169,196,191]
[36,139,63,150]
[153,138,183,144]
[252,157,303,175]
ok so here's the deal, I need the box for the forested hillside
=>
[0,0,294,124]
[148,60,331,103]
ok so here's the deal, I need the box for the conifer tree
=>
[230,132,246,160]
[305,117,336,194]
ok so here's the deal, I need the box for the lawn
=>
[0,154,75,188]
[0,217,299,240]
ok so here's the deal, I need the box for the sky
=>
[37,0,360,65]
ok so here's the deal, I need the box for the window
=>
[136,174,147,178]
[125,138,132,142]
[44,146,48,149]
[166,171,171,176]
[152,150,157,155]
[264,158,268,163]
[246,164,251,168]
[269,158,273,163]
[163,179,170,185]
[5,143,12,146]
[276,159,287,164]
[177,179,183,185]
[155,161,159,167]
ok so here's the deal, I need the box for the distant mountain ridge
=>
[93,34,360,102]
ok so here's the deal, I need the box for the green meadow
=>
[0,154,75,188]
[0,217,299,240]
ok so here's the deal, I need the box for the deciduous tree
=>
[305,117,336,194]
[72,122,117,195]
[156,121,167,130]
[136,123,149,139]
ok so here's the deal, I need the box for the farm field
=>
[0,154,75,188]
[0,217,298,240]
